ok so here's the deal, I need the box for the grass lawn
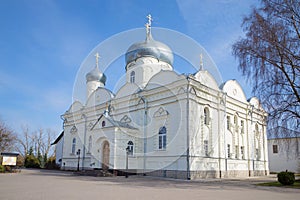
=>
[257,179,300,189]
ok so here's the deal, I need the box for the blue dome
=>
[86,67,106,85]
[125,33,173,67]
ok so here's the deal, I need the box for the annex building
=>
[54,17,269,179]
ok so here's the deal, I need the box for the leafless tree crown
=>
[232,0,300,132]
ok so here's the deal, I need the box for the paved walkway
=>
[0,169,299,200]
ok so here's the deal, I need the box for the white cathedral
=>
[54,16,269,179]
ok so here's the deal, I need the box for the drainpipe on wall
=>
[246,105,251,177]
[262,123,267,175]
[139,95,147,175]
[60,115,65,169]
[217,93,222,178]
[223,93,228,174]
[186,76,190,180]
[82,114,87,170]
[250,105,254,175]
[249,105,256,175]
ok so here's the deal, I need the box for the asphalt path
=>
[0,169,299,200]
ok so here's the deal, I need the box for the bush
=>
[277,171,295,185]
[44,156,59,170]
[0,165,5,173]
[24,155,40,168]
[5,166,11,172]
[16,155,24,167]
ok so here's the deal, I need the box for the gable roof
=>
[51,131,64,145]
[91,112,138,130]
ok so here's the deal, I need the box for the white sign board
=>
[2,156,17,166]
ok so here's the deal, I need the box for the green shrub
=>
[5,166,11,172]
[277,171,295,185]
[16,155,24,167]
[44,156,59,170]
[0,165,5,173]
[24,155,40,168]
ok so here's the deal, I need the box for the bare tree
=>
[0,119,16,152]
[16,126,55,158]
[31,128,54,158]
[42,129,54,158]
[16,125,31,156]
[232,0,300,132]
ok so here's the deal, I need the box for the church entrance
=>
[102,141,110,171]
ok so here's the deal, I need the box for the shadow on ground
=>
[21,169,299,193]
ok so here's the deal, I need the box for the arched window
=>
[158,126,167,150]
[241,146,245,159]
[72,138,76,154]
[227,116,231,130]
[130,71,135,83]
[234,115,238,125]
[227,144,231,158]
[88,136,92,153]
[255,124,260,160]
[127,141,134,155]
[204,107,209,125]
[240,120,244,134]
[102,121,106,127]
[204,140,209,156]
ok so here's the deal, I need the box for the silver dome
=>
[86,67,107,84]
[125,33,173,67]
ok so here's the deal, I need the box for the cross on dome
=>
[95,52,100,68]
[146,14,152,27]
[125,14,174,67]
[85,51,106,85]
[145,14,153,35]
[200,53,204,70]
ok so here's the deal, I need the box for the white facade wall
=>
[54,136,64,166]
[59,70,269,178]
[56,34,269,179]
[268,138,300,173]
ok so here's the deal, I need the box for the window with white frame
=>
[272,145,278,154]
[241,146,245,159]
[241,120,244,134]
[234,115,238,125]
[227,116,231,130]
[235,145,239,159]
[204,140,209,156]
[127,141,134,155]
[130,71,135,83]
[227,144,231,158]
[255,124,259,135]
[88,136,92,153]
[204,107,209,125]
[255,124,260,160]
[158,126,167,150]
[72,138,76,154]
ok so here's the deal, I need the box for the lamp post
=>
[125,147,129,178]
[76,149,81,171]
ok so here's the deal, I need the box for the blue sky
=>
[0,0,259,136]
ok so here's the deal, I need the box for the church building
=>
[56,16,269,179]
